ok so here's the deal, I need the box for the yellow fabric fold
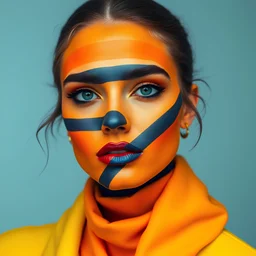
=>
[80,155,228,256]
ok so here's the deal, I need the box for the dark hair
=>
[36,0,209,168]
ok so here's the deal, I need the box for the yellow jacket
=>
[0,191,255,256]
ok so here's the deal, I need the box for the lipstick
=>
[96,142,142,165]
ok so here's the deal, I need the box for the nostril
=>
[102,125,127,134]
[104,127,111,132]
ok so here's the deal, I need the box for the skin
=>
[61,21,198,190]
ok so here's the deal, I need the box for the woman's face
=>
[61,21,185,190]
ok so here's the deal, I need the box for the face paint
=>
[64,93,182,187]
[63,64,170,85]
[61,21,183,190]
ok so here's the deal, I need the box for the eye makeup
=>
[131,83,165,100]
[66,81,165,105]
[67,88,100,105]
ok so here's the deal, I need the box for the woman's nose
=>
[101,111,130,134]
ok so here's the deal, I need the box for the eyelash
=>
[66,83,165,105]
[67,88,99,105]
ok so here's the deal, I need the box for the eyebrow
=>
[63,64,170,86]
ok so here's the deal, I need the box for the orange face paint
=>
[61,21,183,190]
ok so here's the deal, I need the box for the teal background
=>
[0,0,255,248]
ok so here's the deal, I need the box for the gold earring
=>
[68,136,72,143]
[180,123,189,139]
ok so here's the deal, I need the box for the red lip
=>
[96,141,136,157]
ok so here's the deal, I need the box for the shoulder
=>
[0,192,84,256]
[199,229,256,255]
[0,204,76,256]
[0,223,54,256]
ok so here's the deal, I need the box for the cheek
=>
[71,133,94,172]
[141,114,180,172]
[62,96,88,119]
[70,131,106,180]
[69,131,101,157]
[153,114,180,149]
[70,132,95,156]
[109,113,181,189]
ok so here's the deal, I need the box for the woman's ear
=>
[180,84,199,128]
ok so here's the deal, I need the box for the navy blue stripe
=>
[64,117,103,131]
[99,93,182,187]
[64,64,170,85]
[126,93,182,151]
[64,94,182,134]
[64,111,127,131]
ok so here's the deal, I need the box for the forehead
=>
[61,21,177,81]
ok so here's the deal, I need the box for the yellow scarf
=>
[80,155,228,256]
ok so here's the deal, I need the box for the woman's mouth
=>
[96,142,142,165]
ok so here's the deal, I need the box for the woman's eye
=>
[67,89,99,104]
[134,84,164,98]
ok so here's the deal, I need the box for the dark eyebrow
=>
[63,64,170,86]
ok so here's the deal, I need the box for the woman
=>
[0,0,255,255]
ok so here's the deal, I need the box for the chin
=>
[108,174,151,191]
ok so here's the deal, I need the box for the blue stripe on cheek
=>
[126,93,182,151]
[64,117,103,131]
[64,111,127,131]
[99,93,183,187]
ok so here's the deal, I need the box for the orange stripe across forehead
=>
[62,40,175,81]
[61,22,177,82]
